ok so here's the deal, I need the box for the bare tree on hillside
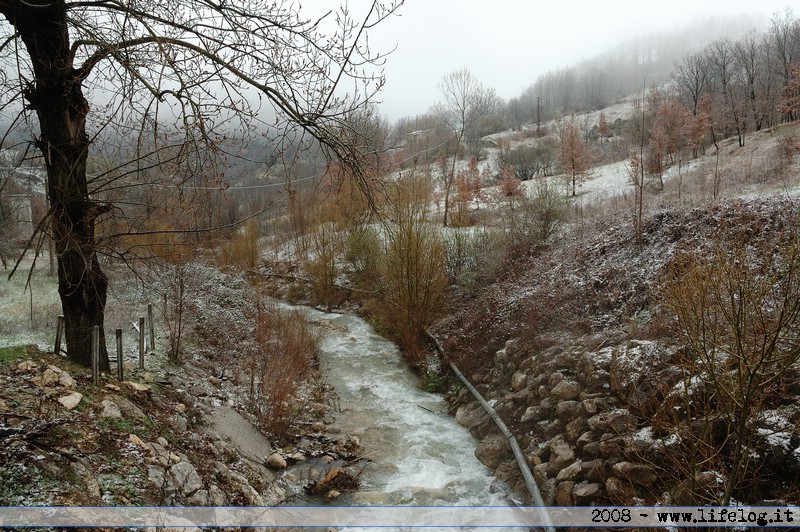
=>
[736,31,769,132]
[557,116,592,197]
[768,8,800,97]
[0,0,401,370]
[435,67,484,227]
[779,64,800,122]
[674,52,712,116]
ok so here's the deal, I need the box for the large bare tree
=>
[0,0,400,370]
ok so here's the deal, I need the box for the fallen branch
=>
[1,418,73,442]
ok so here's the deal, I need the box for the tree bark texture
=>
[2,1,110,370]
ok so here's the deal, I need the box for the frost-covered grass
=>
[0,260,60,350]
[0,256,168,369]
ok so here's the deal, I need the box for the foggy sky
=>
[301,1,796,121]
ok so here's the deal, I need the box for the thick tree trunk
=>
[5,1,110,370]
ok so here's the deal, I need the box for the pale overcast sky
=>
[301,1,795,121]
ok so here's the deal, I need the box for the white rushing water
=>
[300,307,510,507]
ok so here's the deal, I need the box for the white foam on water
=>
[300,307,510,509]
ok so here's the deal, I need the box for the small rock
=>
[17,360,37,371]
[47,364,64,374]
[564,417,588,443]
[672,471,720,505]
[612,461,658,486]
[547,435,575,475]
[326,490,341,499]
[212,461,234,483]
[34,368,61,388]
[309,402,329,415]
[58,372,77,389]
[520,406,542,423]
[112,395,148,420]
[555,480,575,505]
[100,399,122,419]
[533,463,549,485]
[129,433,149,450]
[573,481,603,504]
[263,484,287,506]
[208,484,227,506]
[581,398,601,415]
[105,384,121,391]
[175,403,187,413]
[266,453,287,469]
[556,400,581,421]
[598,435,626,458]
[551,380,581,400]
[556,460,582,482]
[575,431,594,449]
[511,371,527,392]
[454,402,492,438]
[71,458,101,499]
[170,415,188,433]
[57,391,83,410]
[581,459,609,483]
[123,381,151,392]
[147,465,168,488]
[548,371,565,387]
[475,434,511,469]
[240,483,265,505]
[168,462,202,496]
[187,489,209,506]
[587,409,637,434]
[146,442,171,467]
[541,478,558,506]
[582,441,602,459]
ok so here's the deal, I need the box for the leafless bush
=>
[659,232,800,504]
[376,173,448,365]
[246,301,319,435]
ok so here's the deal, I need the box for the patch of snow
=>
[757,410,795,452]
[633,426,655,443]
[591,346,614,365]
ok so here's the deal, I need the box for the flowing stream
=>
[296,306,510,507]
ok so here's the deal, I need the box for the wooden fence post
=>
[116,328,124,381]
[138,317,145,370]
[91,326,100,385]
[54,315,64,356]
[148,303,155,355]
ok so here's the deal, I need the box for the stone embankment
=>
[452,338,694,505]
